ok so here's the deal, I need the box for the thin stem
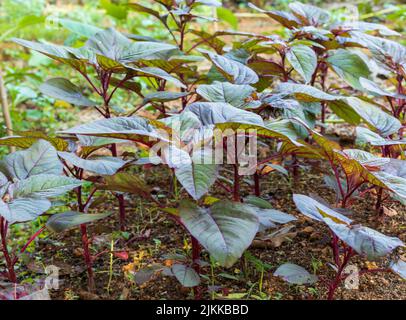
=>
[191,236,201,300]
[254,172,260,197]
[16,226,46,261]
[0,217,17,283]
[80,224,95,291]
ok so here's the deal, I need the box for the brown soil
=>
[11,157,404,301]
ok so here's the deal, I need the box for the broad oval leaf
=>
[185,102,263,126]
[276,82,338,102]
[174,148,218,200]
[293,194,352,224]
[286,45,317,83]
[343,97,401,137]
[12,174,82,198]
[248,3,301,29]
[96,172,151,198]
[179,200,259,268]
[390,260,406,279]
[199,49,259,85]
[58,152,127,176]
[0,140,63,180]
[1,198,51,224]
[46,211,112,233]
[326,49,370,90]
[39,78,96,107]
[171,264,200,287]
[196,81,255,108]
[289,2,330,26]
[324,218,404,260]
[274,263,318,284]
[85,28,177,65]
[60,116,164,143]
[245,196,296,231]
[142,91,189,104]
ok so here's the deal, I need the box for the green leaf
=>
[215,119,300,144]
[0,136,40,149]
[293,194,352,224]
[286,45,317,83]
[179,200,259,268]
[86,28,176,65]
[0,140,62,180]
[326,49,370,90]
[356,127,406,146]
[276,82,338,102]
[39,78,96,107]
[248,3,300,29]
[328,99,361,125]
[359,78,406,99]
[4,198,51,224]
[46,211,112,233]
[58,152,127,176]
[0,135,67,151]
[196,82,255,108]
[185,102,263,126]
[338,21,400,36]
[343,97,401,137]
[171,264,200,287]
[61,116,163,143]
[245,196,296,231]
[13,174,82,198]
[0,15,46,42]
[217,7,238,30]
[96,172,151,198]
[99,0,128,20]
[381,159,406,179]
[274,263,318,284]
[174,149,218,200]
[199,49,259,85]
[390,260,406,279]
[142,91,189,104]
[58,19,102,38]
[324,218,404,260]
[128,3,161,20]
[12,38,86,72]
[192,0,222,8]
[289,2,330,26]
[130,67,186,88]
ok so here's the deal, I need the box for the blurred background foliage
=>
[0,0,405,154]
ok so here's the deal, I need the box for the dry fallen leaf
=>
[383,207,398,217]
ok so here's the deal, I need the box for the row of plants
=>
[1,0,405,299]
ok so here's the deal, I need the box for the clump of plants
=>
[0,0,405,299]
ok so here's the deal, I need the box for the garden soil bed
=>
[16,158,405,300]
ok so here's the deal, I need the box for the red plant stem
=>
[292,154,300,183]
[330,161,345,203]
[102,70,127,231]
[233,133,241,202]
[191,236,202,300]
[0,217,17,283]
[76,185,95,291]
[375,187,383,213]
[256,154,280,166]
[327,247,353,300]
[16,226,46,262]
[254,172,260,197]
[233,164,240,202]
[320,102,326,134]
[80,224,95,291]
[216,180,232,193]
[111,144,126,231]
